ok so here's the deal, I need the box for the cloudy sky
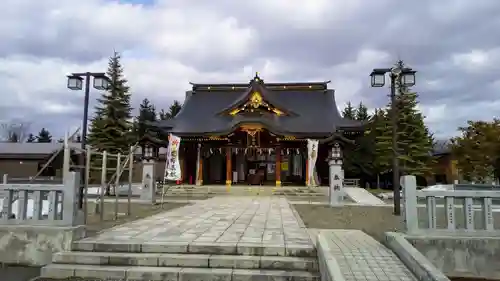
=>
[1,0,499,140]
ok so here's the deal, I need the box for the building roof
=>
[433,139,452,156]
[152,74,364,137]
[0,142,83,160]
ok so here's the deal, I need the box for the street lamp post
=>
[67,72,109,208]
[370,64,416,215]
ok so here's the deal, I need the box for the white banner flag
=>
[307,139,319,186]
[164,134,182,181]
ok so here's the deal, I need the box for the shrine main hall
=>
[150,74,364,187]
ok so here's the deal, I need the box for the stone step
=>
[53,251,318,271]
[41,264,320,281]
[72,241,316,257]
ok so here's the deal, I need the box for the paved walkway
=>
[82,197,314,252]
[344,187,387,205]
[319,230,417,281]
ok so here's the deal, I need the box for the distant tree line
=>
[450,119,500,183]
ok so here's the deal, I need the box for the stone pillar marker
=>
[328,142,344,206]
[140,143,157,203]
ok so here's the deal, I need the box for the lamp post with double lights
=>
[67,72,109,208]
[369,63,416,215]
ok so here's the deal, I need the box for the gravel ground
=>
[293,203,500,241]
[293,204,403,241]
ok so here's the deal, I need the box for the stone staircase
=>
[41,240,320,281]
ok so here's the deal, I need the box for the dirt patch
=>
[293,204,403,241]
[84,202,188,236]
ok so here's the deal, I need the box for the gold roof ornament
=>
[249,92,263,108]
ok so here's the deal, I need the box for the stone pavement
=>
[79,196,314,253]
[318,229,417,281]
[42,197,320,280]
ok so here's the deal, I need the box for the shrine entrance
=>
[201,126,308,186]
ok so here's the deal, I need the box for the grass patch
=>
[366,188,388,194]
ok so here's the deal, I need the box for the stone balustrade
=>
[0,172,82,227]
[402,175,500,235]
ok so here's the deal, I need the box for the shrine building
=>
[149,74,364,187]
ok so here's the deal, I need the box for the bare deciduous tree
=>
[0,120,31,142]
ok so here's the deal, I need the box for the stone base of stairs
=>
[42,264,318,281]
[41,241,320,281]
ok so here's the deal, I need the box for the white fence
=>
[0,172,81,226]
[402,175,500,235]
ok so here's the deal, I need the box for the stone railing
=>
[402,175,500,235]
[0,172,82,226]
[343,178,359,187]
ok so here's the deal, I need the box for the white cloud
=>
[0,0,499,138]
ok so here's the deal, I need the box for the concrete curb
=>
[384,232,450,281]
[316,231,346,281]
[289,203,307,229]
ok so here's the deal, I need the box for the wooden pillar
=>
[225,147,232,188]
[180,145,185,184]
[305,157,309,186]
[196,143,203,186]
[275,146,281,187]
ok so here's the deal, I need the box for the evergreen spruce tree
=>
[133,98,157,141]
[342,102,372,178]
[87,51,133,187]
[395,90,435,176]
[355,102,370,121]
[87,51,133,153]
[166,100,182,119]
[369,109,392,188]
[37,128,52,143]
[341,102,356,119]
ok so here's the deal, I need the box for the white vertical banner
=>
[307,139,319,187]
[164,134,182,181]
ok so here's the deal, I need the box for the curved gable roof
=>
[150,76,364,137]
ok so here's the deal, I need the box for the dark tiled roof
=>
[152,79,364,137]
[0,142,80,155]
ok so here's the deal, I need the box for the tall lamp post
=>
[369,64,416,215]
[67,72,109,208]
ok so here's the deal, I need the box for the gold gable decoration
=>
[229,91,284,116]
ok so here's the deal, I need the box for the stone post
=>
[401,175,418,234]
[328,142,344,206]
[62,172,84,226]
[140,159,156,203]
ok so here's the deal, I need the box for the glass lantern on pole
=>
[402,70,416,87]
[331,142,342,163]
[370,69,386,87]
[67,75,83,90]
[93,74,109,90]
[141,141,159,162]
